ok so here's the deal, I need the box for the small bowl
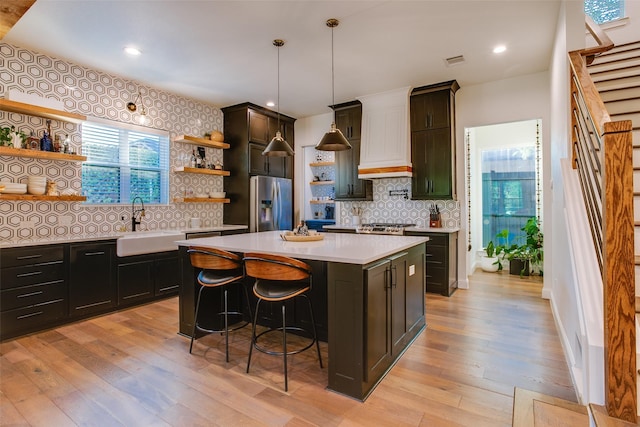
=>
[195,193,208,198]
[27,185,46,195]
[210,191,226,199]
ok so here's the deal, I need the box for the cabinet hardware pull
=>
[391,265,397,288]
[17,291,44,298]
[17,311,44,320]
[85,251,105,256]
[76,300,111,310]
[17,271,42,278]
[16,254,43,260]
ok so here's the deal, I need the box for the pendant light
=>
[262,39,294,157]
[316,18,351,151]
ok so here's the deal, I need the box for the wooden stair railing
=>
[570,16,636,424]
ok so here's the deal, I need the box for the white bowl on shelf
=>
[210,191,226,198]
[27,185,46,195]
[1,183,27,194]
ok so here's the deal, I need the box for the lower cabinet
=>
[69,241,116,318]
[117,252,180,306]
[0,244,68,340]
[406,231,458,296]
[328,243,425,400]
[1,240,183,339]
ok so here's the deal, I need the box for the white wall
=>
[456,71,551,291]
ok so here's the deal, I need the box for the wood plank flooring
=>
[0,270,577,426]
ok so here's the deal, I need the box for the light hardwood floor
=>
[0,270,576,426]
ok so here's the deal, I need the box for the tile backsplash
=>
[0,42,225,243]
[338,178,460,228]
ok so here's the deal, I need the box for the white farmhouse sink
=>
[117,230,185,257]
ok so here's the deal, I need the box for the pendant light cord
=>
[277,42,281,129]
[331,24,335,107]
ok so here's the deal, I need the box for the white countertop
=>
[176,230,429,265]
[0,225,248,248]
[323,225,460,234]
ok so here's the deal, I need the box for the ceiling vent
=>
[444,55,465,67]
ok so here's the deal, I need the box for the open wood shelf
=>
[310,200,335,204]
[173,197,230,203]
[0,99,86,124]
[173,166,230,176]
[310,180,335,186]
[173,135,229,149]
[0,146,86,162]
[309,162,335,167]
[0,194,86,201]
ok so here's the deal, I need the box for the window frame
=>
[81,117,170,205]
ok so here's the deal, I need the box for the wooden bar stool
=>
[188,246,252,362]
[243,252,323,392]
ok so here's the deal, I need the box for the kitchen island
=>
[176,230,428,400]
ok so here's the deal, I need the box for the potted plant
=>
[480,229,510,272]
[506,218,543,277]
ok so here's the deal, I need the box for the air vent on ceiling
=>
[444,55,466,67]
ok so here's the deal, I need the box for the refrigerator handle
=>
[272,180,280,230]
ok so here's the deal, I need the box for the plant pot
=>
[509,258,530,276]
[480,256,499,272]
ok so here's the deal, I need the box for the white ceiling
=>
[4,0,561,119]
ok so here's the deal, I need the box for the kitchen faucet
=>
[131,196,145,232]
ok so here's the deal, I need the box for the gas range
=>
[356,222,416,236]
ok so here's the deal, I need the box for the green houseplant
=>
[481,229,511,272]
[506,217,543,277]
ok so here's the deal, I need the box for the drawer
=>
[426,266,446,284]
[1,261,66,290]
[1,281,67,312]
[425,245,446,265]
[425,234,448,246]
[1,245,64,268]
[1,299,67,339]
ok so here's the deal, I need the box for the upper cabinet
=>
[222,102,296,227]
[410,80,459,200]
[332,101,372,201]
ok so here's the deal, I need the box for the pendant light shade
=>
[316,18,351,152]
[263,39,294,157]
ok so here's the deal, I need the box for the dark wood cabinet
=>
[406,231,458,296]
[411,128,452,199]
[117,251,180,306]
[0,244,68,340]
[223,102,296,227]
[410,80,459,200]
[364,258,392,382]
[69,241,116,318]
[332,101,372,201]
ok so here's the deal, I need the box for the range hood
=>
[357,87,412,179]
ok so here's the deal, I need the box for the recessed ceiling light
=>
[493,45,507,54]
[124,46,142,56]
[266,101,275,107]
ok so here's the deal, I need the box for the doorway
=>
[466,119,543,272]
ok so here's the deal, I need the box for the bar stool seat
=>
[243,252,323,392]
[188,246,252,362]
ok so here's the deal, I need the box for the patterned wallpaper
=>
[0,43,226,244]
[338,177,460,228]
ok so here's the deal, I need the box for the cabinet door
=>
[155,254,181,296]
[334,147,355,199]
[410,90,450,132]
[69,242,115,317]
[364,259,391,382]
[249,143,269,175]
[411,128,452,199]
[335,107,361,140]
[405,246,425,334]
[117,259,154,305]
[389,253,407,357]
[249,110,269,144]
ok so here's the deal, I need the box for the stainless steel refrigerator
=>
[249,176,292,232]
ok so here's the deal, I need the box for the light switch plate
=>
[409,264,415,276]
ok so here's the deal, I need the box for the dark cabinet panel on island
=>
[406,231,458,296]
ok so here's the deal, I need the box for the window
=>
[585,0,625,24]
[81,119,169,204]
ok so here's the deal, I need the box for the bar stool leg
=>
[246,299,261,374]
[224,288,229,362]
[190,285,205,354]
[282,302,288,392]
